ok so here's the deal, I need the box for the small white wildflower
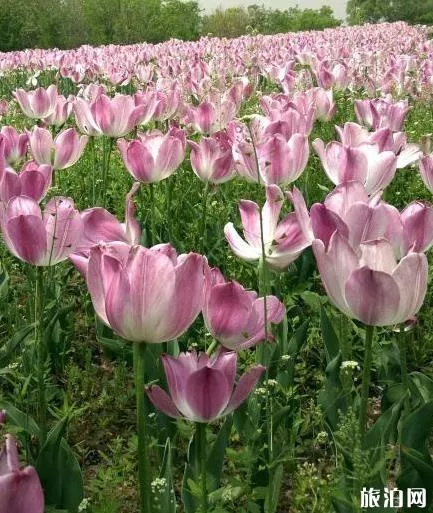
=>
[255,387,266,396]
[265,379,278,388]
[222,488,233,501]
[281,354,291,362]
[316,431,328,443]
[78,498,90,512]
[151,477,167,493]
[341,360,359,371]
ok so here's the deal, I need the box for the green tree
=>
[347,0,433,24]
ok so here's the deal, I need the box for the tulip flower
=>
[118,127,186,183]
[184,98,237,134]
[355,98,410,132]
[313,139,397,195]
[70,183,141,275]
[0,160,53,204]
[0,127,28,165]
[419,154,433,194]
[313,232,427,326]
[335,122,421,169]
[0,435,44,513]
[188,133,234,184]
[224,185,312,270]
[0,196,83,266]
[13,85,58,119]
[43,94,73,127]
[85,242,205,343]
[146,350,265,422]
[28,126,88,170]
[203,267,285,350]
[308,87,336,121]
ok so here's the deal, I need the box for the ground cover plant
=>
[1,20,433,513]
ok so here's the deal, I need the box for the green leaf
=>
[0,324,34,368]
[264,464,283,513]
[154,438,176,513]
[36,417,84,513]
[207,416,233,491]
[0,401,40,437]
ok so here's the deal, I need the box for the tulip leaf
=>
[153,437,176,513]
[207,415,233,491]
[36,416,84,513]
[0,261,9,298]
[0,324,34,368]
[264,463,283,513]
[0,400,40,437]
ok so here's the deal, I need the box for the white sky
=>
[200,0,348,19]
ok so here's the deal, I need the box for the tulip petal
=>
[146,385,181,419]
[224,365,265,415]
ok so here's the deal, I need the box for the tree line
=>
[0,0,341,51]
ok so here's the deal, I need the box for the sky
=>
[200,0,348,19]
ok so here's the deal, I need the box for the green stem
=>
[196,422,208,513]
[102,138,114,208]
[90,136,97,205]
[200,182,210,254]
[206,340,218,356]
[35,266,47,446]
[359,325,375,441]
[149,183,156,246]
[133,343,151,513]
[398,327,410,414]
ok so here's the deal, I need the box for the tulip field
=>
[2,20,433,513]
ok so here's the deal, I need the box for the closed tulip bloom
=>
[309,87,336,121]
[28,127,88,170]
[188,133,234,184]
[313,232,428,326]
[146,350,265,422]
[419,155,433,194]
[400,201,433,256]
[203,267,285,350]
[43,94,73,127]
[0,161,53,204]
[224,184,312,270]
[118,127,186,183]
[0,127,28,165]
[85,242,205,343]
[313,139,397,195]
[355,98,410,132]
[0,435,44,513]
[13,85,58,119]
[0,196,83,266]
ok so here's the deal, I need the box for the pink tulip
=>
[308,87,336,121]
[43,94,73,127]
[335,122,421,169]
[313,232,428,326]
[313,139,397,195]
[399,201,433,256]
[28,127,88,170]
[224,185,312,270]
[0,196,82,266]
[0,435,44,513]
[0,160,52,204]
[85,242,205,343]
[355,98,410,132]
[419,155,433,194]
[118,127,186,183]
[70,183,141,275]
[74,94,145,137]
[13,85,58,119]
[184,99,237,134]
[146,350,265,422]
[188,133,234,184]
[203,267,285,350]
[0,127,28,165]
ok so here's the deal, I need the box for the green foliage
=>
[347,0,433,25]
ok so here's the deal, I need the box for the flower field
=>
[1,20,433,513]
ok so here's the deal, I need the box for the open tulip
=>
[184,98,237,134]
[225,184,312,270]
[85,242,205,343]
[13,85,58,119]
[0,196,83,266]
[313,139,397,195]
[118,127,186,183]
[43,94,73,127]
[0,435,44,513]
[188,133,234,184]
[313,232,427,326]
[203,267,285,350]
[0,127,28,165]
[355,98,410,132]
[0,160,52,204]
[419,154,433,194]
[28,127,88,170]
[146,350,265,422]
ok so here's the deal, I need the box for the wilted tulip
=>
[118,127,186,183]
[28,126,88,170]
[0,160,52,204]
[0,435,44,513]
[355,98,410,132]
[0,127,28,165]
[313,139,397,195]
[146,350,265,422]
[224,185,312,270]
[0,196,83,266]
[85,242,205,343]
[188,133,234,184]
[203,267,285,350]
[13,85,58,119]
[313,232,428,326]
